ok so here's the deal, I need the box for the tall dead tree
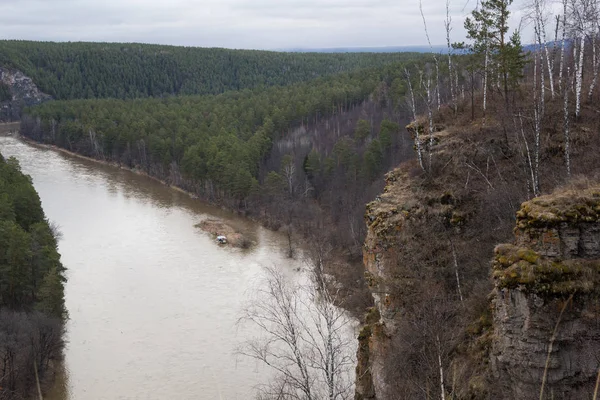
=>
[446,0,457,114]
[405,68,425,171]
[420,0,441,111]
[568,0,599,117]
[531,0,555,98]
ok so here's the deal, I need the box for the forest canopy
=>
[0,153,66,399]
[0,40,422,100]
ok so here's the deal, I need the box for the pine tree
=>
[464,0,526,108]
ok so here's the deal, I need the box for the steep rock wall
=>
[355,132,600,399]
[356,160,467,399]
[490,187,600,399]
[0,67,51,122]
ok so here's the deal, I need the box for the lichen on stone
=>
[493,243,600,296]
[515,187,600,232]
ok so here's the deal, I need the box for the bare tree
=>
[424,73,435,171]
[568,0,599,117]
[446,0,457,115]
[282,155,297,197]
[564,65,572,176]
[558,0,568,91]
[238,266,356,400]
[420,0,441,110]
[405,68,425,171]
[530,0,555,98]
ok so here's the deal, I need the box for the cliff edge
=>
[490,186,600,399]
[355,103,600,399]
[0,66,51,122]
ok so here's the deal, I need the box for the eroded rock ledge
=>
[490,186,600,399]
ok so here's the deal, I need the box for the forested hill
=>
[0,153,66,397]
[21,62,412,202]
[0,40,419,100]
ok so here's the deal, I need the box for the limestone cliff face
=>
[0,67,51,122]
[490,187,600,399]
[356,165,600,399]
[356,162,462,399]
[356,167,410,399]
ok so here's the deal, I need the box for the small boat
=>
[216,235,227,244]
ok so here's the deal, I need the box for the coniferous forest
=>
[0,40,419,100]
[0,154,66,399]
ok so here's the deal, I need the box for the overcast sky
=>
[0,0,537,50]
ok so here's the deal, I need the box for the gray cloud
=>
[0,0,535,49]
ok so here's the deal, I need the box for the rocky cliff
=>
[490,186,600,399]
[355,108,600,399]
[0,66,51,122]
[357,175,600,399]
[356,160,474,399]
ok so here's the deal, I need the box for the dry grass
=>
[195,218,254,248]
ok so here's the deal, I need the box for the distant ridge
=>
[285,42,553,54]
[282,45,449,53]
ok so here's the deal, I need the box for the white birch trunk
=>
[420,0,441,111]
[436,61,441,111]
[426,77,435,171]
[533,56,541,196]
[564,66,571,177]
[575,35,585,117]
[544,44,555,99]
[450,240,463,302]
[534,0,555,98]
[483,45,489,113]
[558,0,568,91]
[437,336,446,400]
[406,69,425,171]
[446,0,456,114]
[534,107,541,196]
[534,22,546,116]
[588,34,599,98]
[519,113,537,197]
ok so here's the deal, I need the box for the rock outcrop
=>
[490,186,600,399]
[357,162,465,399]
[356,160,600,400]
[0,67,51,122]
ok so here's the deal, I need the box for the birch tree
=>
[446,0,457,114]
[568,0,599,117]
[405,68,425,170]
[564,65,572,176]
[420,0,441,111]
[558,0,568,91]
[238,266,356,400]
[530,0,555,98]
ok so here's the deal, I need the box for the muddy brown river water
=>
[0,135,347,400]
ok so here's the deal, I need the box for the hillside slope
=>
[0,40,421,100]
[357,87,600,399]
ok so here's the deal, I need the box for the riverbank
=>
[0,121,20,134]
[19,135,203,196]
[17,133,371,317]
[0,135,319,400]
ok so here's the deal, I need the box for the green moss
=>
[358,325,372,341]
[467,307,493,336]
[365,306,381,325]
[494,247,600,297]
[517,248,540,263]
[515,188,600,232]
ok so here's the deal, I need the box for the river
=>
[0,135,344,400]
